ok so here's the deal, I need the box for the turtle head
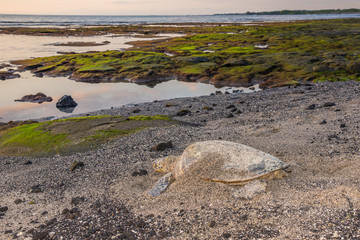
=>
[153,156,177,173]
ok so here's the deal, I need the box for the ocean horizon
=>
[1,13,360,27]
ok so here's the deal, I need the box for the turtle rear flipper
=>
[148,172,173,197]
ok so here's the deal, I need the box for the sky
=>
[1,0,360,15]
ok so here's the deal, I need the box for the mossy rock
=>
[0,115,173,157]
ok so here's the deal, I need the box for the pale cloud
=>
[1,0,359,15]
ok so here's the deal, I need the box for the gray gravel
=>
[1,81,360,239]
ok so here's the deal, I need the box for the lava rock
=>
[226,104,236,109]
[0,71,20,80]
[150,141,173,151]
[71,197,85,205]
[0,206,8,212]
[132,169,148,177]
[32,231,49,240]
[319,120,327,125]
[56,95,78,108]
[306,104,317,110]
[323,102,336,107]
[70,161,85,172]
[176,109,191,116]
[15,92,53,104]
[30,185,43,193]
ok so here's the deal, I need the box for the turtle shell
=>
[171,140,288,182]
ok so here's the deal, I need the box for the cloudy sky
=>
[1,0,360,15]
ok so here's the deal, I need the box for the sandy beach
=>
[1,80,360,239]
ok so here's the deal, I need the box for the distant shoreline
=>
[215,8,360,16]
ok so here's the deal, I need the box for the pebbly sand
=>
[1,81,360,239]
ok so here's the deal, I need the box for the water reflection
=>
[0,71,253,122]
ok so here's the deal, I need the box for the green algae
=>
[11,18,360,88]
[0,115,173,157]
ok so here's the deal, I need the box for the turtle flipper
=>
[148,172,173,197]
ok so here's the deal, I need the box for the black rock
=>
[0,206,8,212]
[223,233,231,238]
[70,161,85,172]
[306,104,317,110]
[215,91,222,95]
[319,120,327,125]
[30,185,43,193]
[4,230,12,234]
[32,231,49,240]
[224,91,230,94]
[56,95,78,108]
[24,160,33,165]
[231,108,238,112]
[132,109,141,113]
[15,92,52,104]
[132,169,148,177]
[14,199,22,204]
[209,220,216,228]
[340,123,346,128]
[150,141,173,151]
[226,104,236,109]
[176,109,191,116]
[226,113,234,118]
[323,102,336,107]
[71,197,85,205]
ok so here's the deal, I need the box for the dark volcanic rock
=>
[70,161,85,172]
[71,197,85,205]
[0,71,20,80]
[32,231,49,240]
[306,104,317,110]
[319,120,327,125]
[15,92,53,104]
[56,95,78,108]
[0,206,8,212]
[132,169,148,177]
[176,109,191,116]
[30,185,43,193]
[323,102,336,107]
[150,141,173,151]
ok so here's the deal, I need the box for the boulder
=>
[15,92,53,104]
[56,95,78,108]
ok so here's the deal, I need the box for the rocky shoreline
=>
[1,80,360,239]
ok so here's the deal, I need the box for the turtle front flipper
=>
[148,172,174,197]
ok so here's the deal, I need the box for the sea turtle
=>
[148,140,289,197]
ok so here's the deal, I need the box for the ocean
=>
[0,13,360,27]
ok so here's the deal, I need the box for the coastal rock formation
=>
[15,92,53,104]
[0,71,20,80]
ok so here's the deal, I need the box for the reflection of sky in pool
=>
[0,33,255,122]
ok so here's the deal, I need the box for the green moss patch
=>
[0,115,173,157]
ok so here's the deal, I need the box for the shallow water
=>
[0,33,249,122]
